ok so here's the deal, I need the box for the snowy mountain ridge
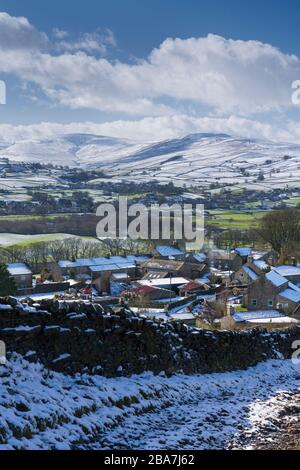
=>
[0,132,300,189]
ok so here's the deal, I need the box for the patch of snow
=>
[0,355,299,449]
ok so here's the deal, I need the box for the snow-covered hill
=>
[1,132,300,190]
[0,354,299,450]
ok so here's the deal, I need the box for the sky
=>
[0,0,300,143]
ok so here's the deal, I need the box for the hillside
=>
[0,133,300,190]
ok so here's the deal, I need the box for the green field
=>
[208,210,267,229]
[284,197,300,206]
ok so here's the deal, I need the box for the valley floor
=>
[0,355,300,450]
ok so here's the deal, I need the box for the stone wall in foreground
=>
[0,296,299,377]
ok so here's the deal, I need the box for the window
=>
[268,300,273,307]
[251,299,257,307]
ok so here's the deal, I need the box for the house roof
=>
[131,285,168,297]
[191,253,207,263]
[180,281,209,292]
[243,266,259,281]
[155,245,183,257]
[279,288,300,303]
[7,263,32,276]
[235,247,252,257]
[143,271,169,280]
[143,259,185,271]
[210,249,234,260]
[59,255,149,270]
[274,265,300,277]
[111,272,130,280]
[170,312,195,321]
[233,310,294,323]
[89,263,128,272]
[253,260,268,270]
[138,277,189,288]
[266,270,288,287]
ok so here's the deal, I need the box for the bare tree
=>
[257,208,300,254]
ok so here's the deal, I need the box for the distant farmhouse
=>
[7,263,32,289]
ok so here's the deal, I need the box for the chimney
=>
[247,255,254,264]
[267,257,274,267]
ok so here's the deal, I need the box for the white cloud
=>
[0,12,300,146]
[0,12,299,117]
[55,29,116,54]
[0,114,300,145]
[52,28,69,40]
[0,12,48,50]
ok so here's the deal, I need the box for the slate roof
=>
[279,288,300,303]
[59,255,149,269]
[155,245,183,257]
[274,265,300,277]
[7,263,32,276]
[243,266,259,281]
[266,270,288,287]
[233,310,286,323]
[235,247,252,257]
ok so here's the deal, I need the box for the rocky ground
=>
[232,392,300,450]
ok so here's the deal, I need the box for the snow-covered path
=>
[101,361,300,450]
[1,355,300,450]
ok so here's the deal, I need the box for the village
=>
[4,240,300,331]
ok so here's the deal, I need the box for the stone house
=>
[232,260,268,285]
[209,249,243,271]
[244,269,300,315]
[7,263,33,289]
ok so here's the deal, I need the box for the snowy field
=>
[0,233,77,246]
[0,355,300,450]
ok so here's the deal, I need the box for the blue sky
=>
[0,0,300,143]
[1,0,300,56]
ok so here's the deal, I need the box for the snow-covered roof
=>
[246,316,299,324]
[266,270,288,287]
[155,245,183,257]
[111,272,130,280]
[279,288,300,303]
[243,266,259,281]
[252,251,268,260]
[274,265,300,277]
[233,310,292,323]
[138,277,189,287]
[90,264,125,272]
[253,260,268,270]
[7,263,32,276]
[196,272,210,282]
[235,247,252,257]
[170,313,195,321]
[59,255,149,270]
[192,253,207,263]
[58,260,76,268]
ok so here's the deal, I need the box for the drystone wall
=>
[0,296,298,377]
